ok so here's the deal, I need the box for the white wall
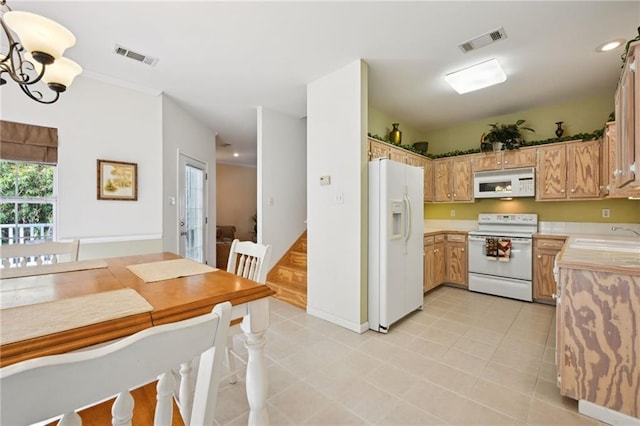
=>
[306,60,368,332]
[162,96,217,265]
[257,107,307,269]
[1,76,164,258]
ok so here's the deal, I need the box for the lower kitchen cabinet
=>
[532,235,566,304]
[423,234,445,292]
[445,233,468,287]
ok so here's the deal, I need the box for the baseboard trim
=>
[578,400,639,425]
[306,306,367,334]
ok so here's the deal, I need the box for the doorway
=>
[178,153,207,263]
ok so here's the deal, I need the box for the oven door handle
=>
[468,235,531,244]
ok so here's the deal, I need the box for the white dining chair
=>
[0,239,80,268]
[225,239,272,383]
[0,301,231,426]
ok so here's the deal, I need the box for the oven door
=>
[468,234,532,281]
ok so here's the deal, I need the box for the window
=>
[0,161,56,245]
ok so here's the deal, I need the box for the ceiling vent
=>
[113,44,159,66]
[458,27,507,53]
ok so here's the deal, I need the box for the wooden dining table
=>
[0,252,275,425]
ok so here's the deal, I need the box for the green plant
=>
[483,119,535,150]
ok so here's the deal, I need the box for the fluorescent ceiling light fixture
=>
[233,152,239,157]
[445,59,507,94]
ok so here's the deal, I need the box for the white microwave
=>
[473,167,535,198]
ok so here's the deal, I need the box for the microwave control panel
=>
[518,177,534,194]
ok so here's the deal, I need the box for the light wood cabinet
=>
[472,147,537,171]
[423,234,445,292]
[537,139,601,200]
[368,138,391,160]
[532,236,565,304]
[423,159,434,202]
[445,233,467,287]
[604,122,640,198]
[433,157,473,202]
[614,41,640,190]
[556,263,640,418]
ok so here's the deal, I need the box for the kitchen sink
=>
[569,238,640,254]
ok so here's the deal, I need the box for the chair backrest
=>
[0,301,232,426]
[226,239,272,284]
[0,240,80,268]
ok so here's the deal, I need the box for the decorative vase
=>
[555,121,564,138]
[389,123,402,144]
[492,142,504,152]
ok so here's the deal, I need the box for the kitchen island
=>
[554,236,640,423]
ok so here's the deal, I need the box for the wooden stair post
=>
[266,231,307,310]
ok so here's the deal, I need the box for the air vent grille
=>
[458,27,507,53]
[113,44,159,66]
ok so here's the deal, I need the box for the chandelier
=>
[0,0,82,104]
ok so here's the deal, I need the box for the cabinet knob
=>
[570,188,575,193]
[537,255,542,259]
[461,248,465,252]
[504,161,508,164]
[497,161,501,165]
[560,189,565,193]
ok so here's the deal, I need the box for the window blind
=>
[0,120,58,164]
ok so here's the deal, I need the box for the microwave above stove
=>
[473,167,535,199]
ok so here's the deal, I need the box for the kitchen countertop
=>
[555,234,640,274]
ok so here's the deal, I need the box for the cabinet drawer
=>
[424,235,434,245]
[535,238,565,250]
[435,234,445,243]
[447,234,467,243]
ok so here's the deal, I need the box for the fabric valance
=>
[0,120,58,164]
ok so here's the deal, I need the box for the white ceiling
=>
[10,1,640,166]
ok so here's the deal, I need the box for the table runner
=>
[126,258,218,283]
[0,259,108,280]
[0,288,153,345]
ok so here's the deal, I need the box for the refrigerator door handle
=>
[404,193,412,243]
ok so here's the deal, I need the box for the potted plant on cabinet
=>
[482,119,535,151]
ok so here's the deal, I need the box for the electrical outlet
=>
[335,192,344,204]
[450,210,456,217]
[602,208,610,218]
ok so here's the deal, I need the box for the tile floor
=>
[216,286,604,425]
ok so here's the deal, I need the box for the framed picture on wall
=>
[97,159,138,201]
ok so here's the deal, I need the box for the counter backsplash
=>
[424,219,640,237]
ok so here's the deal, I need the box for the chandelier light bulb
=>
[4,11,76,64]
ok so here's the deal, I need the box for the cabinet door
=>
[424,237,435,292]
[446,237,467,286]
[568,140,600,199]
[434,159,452,201]
[473,152,502,171]
[503,147,536,169]
[424,159,434,202]
[389,148,407,163]
[405,153,424,168]
[452,157,472,201]
[614,47,636,188]
[533,248,559,303]
[433,241,445,285]
[537,144,567,200]
[369,139,391,160]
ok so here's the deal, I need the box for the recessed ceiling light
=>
[233,152,239,157]
[445,58,507,94]
[596,39,625,52]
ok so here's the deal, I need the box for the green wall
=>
[368,106,429,148]
[424,198,639,223]
[422,92,614,154]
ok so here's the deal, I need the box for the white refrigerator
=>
[368,158,424,333]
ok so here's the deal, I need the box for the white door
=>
[178,154,207,263]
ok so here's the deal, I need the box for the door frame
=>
[177,151,209,264]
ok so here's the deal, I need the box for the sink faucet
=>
[611,226,640,237]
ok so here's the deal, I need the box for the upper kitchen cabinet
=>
[613,41,640,190]
[473,146,537,171]
[603,121,640,198]
[423,159,434,202]
[537,139,601,200]
[368,138,392,161]
[434,156,473,202]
